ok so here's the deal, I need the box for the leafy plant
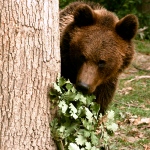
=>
[50,76,118,150]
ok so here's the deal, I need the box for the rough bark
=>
[0,0,60,149]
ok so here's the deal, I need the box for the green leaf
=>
[58,76,67,87]
[86,95,96,105]
[69,103,77,113]
[59,126,66,133]
[53,82,62,93]
[79,94,87,104]
[58,101,68,113]
[83,130,91,138]
[107,110,115,120]
[85,107,93,122]
[69,103,78,119]
[65,123,78,136]
[74,93,81,100]
[85,142,92,150]
[66,83,74,90]
[82,119,94,130]
[91,146,99,150]
[68,143,80,150]
[71,86,77,93]
[75,134,87,146]
[103,132,109,142]
[49,90,56,96]
[50,118,58,128]
[91,132,99,146]
[106,123,118,132]
[77,106,84,117]
[90,102,100,118]
[63,91,76,101]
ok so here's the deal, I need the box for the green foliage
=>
[59,0,75,8]
[50,76,118,149]
[135,40,150,54]
[100,0,150,40]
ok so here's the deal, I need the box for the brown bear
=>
[60,1,138,114]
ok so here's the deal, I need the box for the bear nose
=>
[76,82,90,93]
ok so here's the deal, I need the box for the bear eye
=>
[98,60,106,67]
[80,55,86,62]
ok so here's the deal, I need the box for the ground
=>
[109,40,150,150]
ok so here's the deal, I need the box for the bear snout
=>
[76,81,90,94]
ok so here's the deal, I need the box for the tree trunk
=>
[141,0,150,13]
[0,0,60,149]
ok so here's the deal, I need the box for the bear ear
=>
[116,14,139,40]
[74,4,95,26]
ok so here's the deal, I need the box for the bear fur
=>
[60,1,138,114]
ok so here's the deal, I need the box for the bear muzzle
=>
[76,62,103,94]
[76,81,90,94]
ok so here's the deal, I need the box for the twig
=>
[132,63,150,73]
[137,26,148,33]
[123,103,141,108]
[125,75,150,84]
[56,140,64,150]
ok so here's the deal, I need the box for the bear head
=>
[61,4,139,94]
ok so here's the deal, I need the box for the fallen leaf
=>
[140,118,150,124]
[143,144,150,150]
[118,87,133,95]
[127,128,144,138]
[120,147,129,150]
[129,117,150,125]
[126,136,138,143]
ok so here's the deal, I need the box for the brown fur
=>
[60,1,139,114]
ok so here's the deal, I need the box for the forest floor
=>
[109,40,150,150]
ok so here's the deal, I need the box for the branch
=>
[125,75,150,84]
[132,63,150,73]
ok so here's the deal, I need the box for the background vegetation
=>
[59,0,150,39]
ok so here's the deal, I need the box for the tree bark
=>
[0,0,60,149]
[141,0,150,13]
